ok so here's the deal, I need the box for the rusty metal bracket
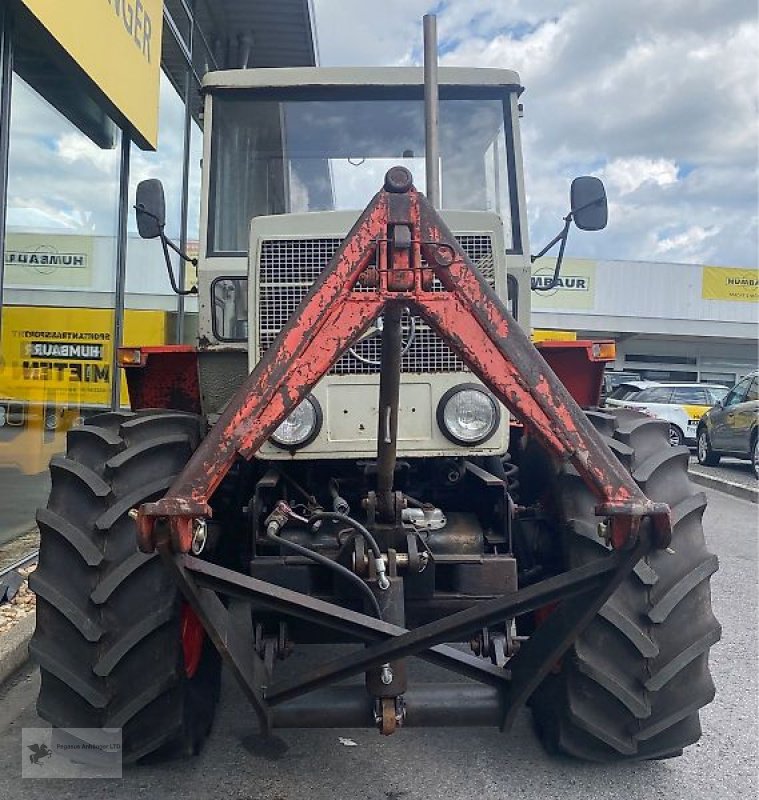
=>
[157,539,272,734]
[158,528,651,731]
[136,166,671,553]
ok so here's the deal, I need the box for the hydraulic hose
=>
[308,511,390,589]
[266,523,383,621]
[307,511,382,560]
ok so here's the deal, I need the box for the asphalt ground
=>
[689,455,757,503]
[0,485,756,799]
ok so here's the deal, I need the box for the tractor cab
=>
[193,67,530,460]
[204,67,522,250]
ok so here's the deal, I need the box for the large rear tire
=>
[30,410,221,763]
[531,409,721,761]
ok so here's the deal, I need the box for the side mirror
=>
[135,179,166,239]
[571,176,608,231]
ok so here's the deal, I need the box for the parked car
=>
[608,382,729,447]
[696,370,759,477]
[604,379,657,406]
[601,370,641,402]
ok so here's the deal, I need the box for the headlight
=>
[270,396,322,449]
[437,384,500,445]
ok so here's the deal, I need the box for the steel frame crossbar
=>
[137,169,670,553]
[160,528,651,732]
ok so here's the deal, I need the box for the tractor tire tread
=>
[32,411,218,763]
[531,407,719,762]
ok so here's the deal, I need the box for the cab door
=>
[711,376,752,452]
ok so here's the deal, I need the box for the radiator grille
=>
[258,235,495,374]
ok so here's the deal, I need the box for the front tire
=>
[668,424,684,448]
[697,428,720,466]
[30,410,221,763]
[531,409,721,761]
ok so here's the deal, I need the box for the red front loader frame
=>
[129,167,673,735]
[136,167,670,553]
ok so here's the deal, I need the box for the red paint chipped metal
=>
[135,180,671,553]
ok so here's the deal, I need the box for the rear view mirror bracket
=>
[135,178,198,296]
[530,176,608,292]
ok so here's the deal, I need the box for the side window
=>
[708,387,729,405]
[212,277,249,341]
[723,377,751,407]
[636,387,672,403]
[609,385,637,400]
[746,378,759,403]
[672,387,708,405]
[507,274,519,320]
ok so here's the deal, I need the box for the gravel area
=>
[0,529,39,572]
[0,564,36,636]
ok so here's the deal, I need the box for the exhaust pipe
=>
[423,14,441,208]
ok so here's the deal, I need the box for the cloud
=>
[6,72,200,241]
[312,0,759,266]
[597,158,679,197]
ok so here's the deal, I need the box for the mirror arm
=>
[163,235,199,267]
[159,233,198,296]
[530,213,573,292]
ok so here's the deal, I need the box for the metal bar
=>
[499,530,651,729]
[158,543,272,732]
[423,14,441,208]
[375,303,402,519]
[265,553,622,705]
[180,554,511,690]
[0,549,38,580]
[0,4,13,343]
[137,192,392,550]
[140,172,670,552]
[272,684,502,729]
[110,132,131,410]
[413,193,671,548]
[176,64,194,344]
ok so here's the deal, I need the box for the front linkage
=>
[135,167,670,734]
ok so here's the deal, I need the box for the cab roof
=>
[202,66,522,92]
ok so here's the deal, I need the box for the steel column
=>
[0,5,13,342]
[176,64,194,344]
[110,132,131,410]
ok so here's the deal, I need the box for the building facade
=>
[532,257,758,385]
[0,0,316,542]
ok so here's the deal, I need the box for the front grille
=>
[258,235,495,374]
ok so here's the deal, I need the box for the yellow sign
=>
[20,0,163,149]
[0,306,168,406]
[532,329,577,342]
[701,266,758,303]
[4,232,93,288]
[531,259,596,311]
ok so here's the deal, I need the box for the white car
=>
[604,379,658,405]
[607,383,729,446]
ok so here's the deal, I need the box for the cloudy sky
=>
[313,0,758,267]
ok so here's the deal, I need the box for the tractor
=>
[30,24,719,765]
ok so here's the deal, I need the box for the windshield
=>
[209,86,517,254]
